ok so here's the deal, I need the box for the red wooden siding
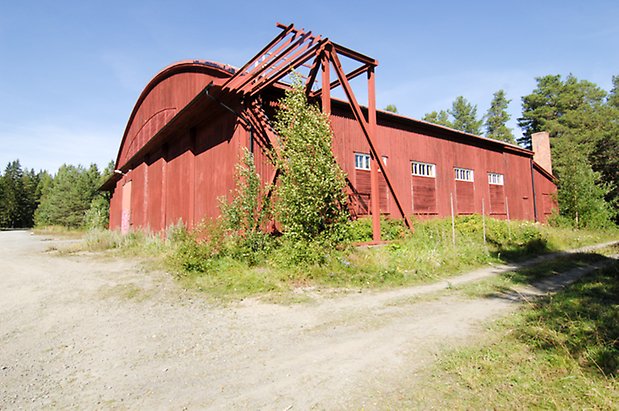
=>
[533,163,558,223]
[489,185,506,216]
[411,176,437,214]
[354,169,388,214]
[146,153,164,232]
[455,181,475,215]
[107,61,558,233]
[328,108,552,223]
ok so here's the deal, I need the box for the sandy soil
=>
[0,231,615,409]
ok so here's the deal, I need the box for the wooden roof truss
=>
[222,23,414,240]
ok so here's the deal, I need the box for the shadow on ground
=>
[485,251,619,377]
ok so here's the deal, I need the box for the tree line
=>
[0,160,113,229]
[419,74,618,228]
[1,74,616,231]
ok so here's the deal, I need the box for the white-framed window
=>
[455,167,474,182]
[488,172,504,185]
[411,161,436,178]
[355,153,371,170]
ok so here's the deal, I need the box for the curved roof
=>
[115,60,236,168]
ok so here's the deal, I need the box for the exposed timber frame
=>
[221,23,414,241]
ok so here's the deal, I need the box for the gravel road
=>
[1,231,614,409]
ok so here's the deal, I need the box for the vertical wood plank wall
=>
[109,65,557,232]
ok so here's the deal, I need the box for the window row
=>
[355,154,505,186]
[412,162,503,185]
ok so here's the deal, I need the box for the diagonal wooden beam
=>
[304,49,324,96]
[245,101,280,163]
[329,50,414,231]
[248,40,323,97]
[310,63,370,99]
[332,42,378,66]
[230,30,313,92]
[224,23,296,90]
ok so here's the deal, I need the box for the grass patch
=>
[457,244,619,299]
[99,282,153,302]
[404,261,619,409]
[32,225,86,239]
[65,217,618,300]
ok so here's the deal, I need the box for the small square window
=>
[455,167,474,182]
[488,172,504,185]
[412,161,436,177]
[355,153,371,170]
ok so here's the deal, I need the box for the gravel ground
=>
[1,230,615,409]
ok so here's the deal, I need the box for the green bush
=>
[273,76,349,248]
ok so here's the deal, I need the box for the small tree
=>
[219,148,273,262]
[449,96,483,134]
[273,77,349,244]
[484,90,515,143]
[553,139,614,228]
[384,104,398,113]
[422,110,452,128]
[220,149,272,234]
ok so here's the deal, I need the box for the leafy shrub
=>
[273,76,349,248]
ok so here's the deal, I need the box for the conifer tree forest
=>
[0,74,617,230]
[423,74,618,228]
[0,160,113,229]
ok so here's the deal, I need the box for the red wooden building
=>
[103,24,557,237]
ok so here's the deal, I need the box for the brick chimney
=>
[532,131,552,174]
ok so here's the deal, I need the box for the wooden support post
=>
[368,67,380,242]
[482,197,486,246]
[328,50,413,232]
[450,193,456,246]
[321,52,331,115]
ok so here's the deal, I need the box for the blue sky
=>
[1,0,617,173]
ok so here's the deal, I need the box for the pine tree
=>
[484,90,515,143]
[422,110,452,128]
[384,104,398,113]
[517,74,607,148]
[608,75,619,109]
[0,160,25,228]
[518,74,617,224]
[20,168,40,227]
[449,96,483,135]
[35,164,102,228]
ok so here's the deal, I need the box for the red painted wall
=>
[329,109,549,222]
[108,63,557,232]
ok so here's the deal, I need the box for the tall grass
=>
[69,216,617,298]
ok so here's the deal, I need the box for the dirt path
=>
[0,231,616,409]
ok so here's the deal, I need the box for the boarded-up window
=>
[456,181,474,214]
[411,161,437,214]
[352,153,388,215]
[412,176,437,214]
[489,185,505,214]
